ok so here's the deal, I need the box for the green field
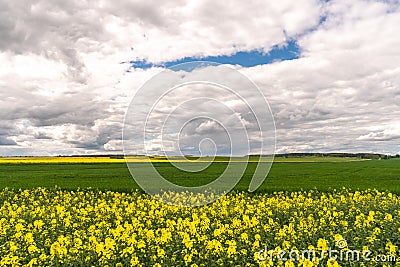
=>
[0,158,399,193]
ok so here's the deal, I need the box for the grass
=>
[0,158,399,193]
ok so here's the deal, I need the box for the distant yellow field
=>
[0,156,266,164]
[0,157,126,164]
[0,156,368,164]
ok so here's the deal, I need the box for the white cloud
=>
[0,0,399,155]
[357,125,400,141]
[238,0,400,154]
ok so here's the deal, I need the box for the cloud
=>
[238,0,400,154]
[0,0,323,62]
[0,0,399,155]
[122,66,274,156]
[0,136,16,146]
[357,127,400,141]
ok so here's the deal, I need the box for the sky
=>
[0,0,400,156]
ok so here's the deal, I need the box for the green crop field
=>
[0,157,399,194]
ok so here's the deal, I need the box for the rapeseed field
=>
[0,188,398,266]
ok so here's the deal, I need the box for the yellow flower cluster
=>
[0,188,398,266]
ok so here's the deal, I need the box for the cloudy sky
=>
[0,0,399,156]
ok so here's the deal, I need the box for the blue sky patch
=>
[126,40,301,70]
